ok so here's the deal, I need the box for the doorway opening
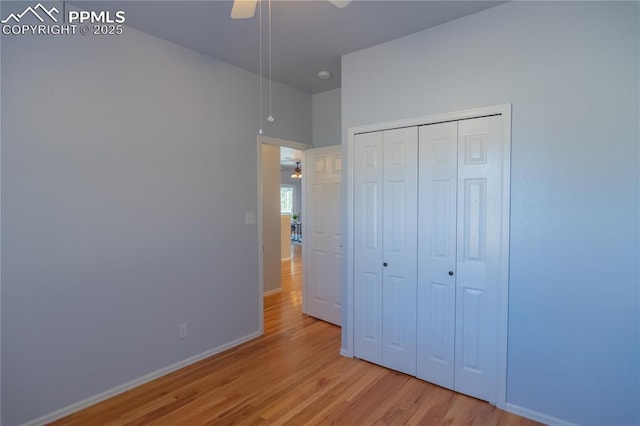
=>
[257,135,309,335]
[275,147,304,311]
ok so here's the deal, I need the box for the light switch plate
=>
[245,212,256,225]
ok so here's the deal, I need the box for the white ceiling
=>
[77,0,505,94]
[280,146,303,170]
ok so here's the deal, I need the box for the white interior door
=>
[454,115,503,403]
[353,131,384,365]
[304,145,343,326]
[417,121,458,388]
[381,127,418,376]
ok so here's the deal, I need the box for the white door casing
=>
[303,145,343,326]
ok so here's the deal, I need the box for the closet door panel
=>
[417,122,458,389]
[381,127,418,376]
[455,115,503,403]
[353,132,384,365]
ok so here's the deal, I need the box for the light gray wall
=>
[341,2,639,425]
[312,88,341,148]
[1,23,311,426]
[262,145,282,294]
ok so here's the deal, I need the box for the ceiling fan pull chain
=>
[258,0,264,134]
[267,0,274,123]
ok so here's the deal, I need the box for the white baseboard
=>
[505,402,576,426]
[23,331,261,426]
[339,348,353,358]
[263,288,282,296]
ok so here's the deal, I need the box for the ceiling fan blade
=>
[327,0,351,8]
[231,0,258,19]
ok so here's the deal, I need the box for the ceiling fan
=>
[231,0,351,19]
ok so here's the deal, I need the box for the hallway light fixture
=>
[291,162,302,179]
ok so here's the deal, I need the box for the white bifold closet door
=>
[354,127,418,376]
[417,115,504,403]
[416,121,458,389]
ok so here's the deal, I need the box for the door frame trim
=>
[257,135,311,335]
[343,103,511,409]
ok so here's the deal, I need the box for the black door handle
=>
[383,262,388,267]
[448,271,454,276]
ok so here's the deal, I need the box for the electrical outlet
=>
[179,323,188,339]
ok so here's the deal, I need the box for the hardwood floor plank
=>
[52,245,540,426]
[367,377,432,425]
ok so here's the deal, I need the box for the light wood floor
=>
[53,245,539,425]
